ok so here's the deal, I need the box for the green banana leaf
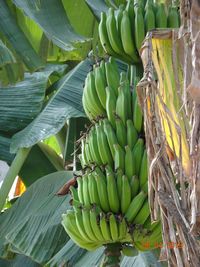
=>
[0,64,68,134]
[0,135,15,165]
[85,0,109,20]
[0,1,43,71]
[0,171,73,263]
[10,58,92,153]
[19,143,64,187]
[12,0,89,51]
[0,254,41,267]
[47,239,164,267]
[43,135,61,156]
[0,135,64,187]
[0,40,16,67]
[121,251,164,267]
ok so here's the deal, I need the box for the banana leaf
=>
[10,58,92,153]
[12,0,89,51]
[0,254,41,267]
[85,0,109,20]
[0,64,68,134]
[0,171,73,263]
[0,135,15,165]
[0,1,43,71]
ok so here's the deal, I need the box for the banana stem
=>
[0,147,31,211]
[100,243,122,267]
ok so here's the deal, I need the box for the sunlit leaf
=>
[12,0,89,51]
[0,1,43,71]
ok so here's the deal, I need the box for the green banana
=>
[106,165,120,213]
[127,120,138,150]
[125,145,135,180]
[144,3,155,32]
[121,10,139,63]
[141,181,148,193]
[118,216,128,240]
[116,168,123,201]
[156,3,167,28]
[115,5,124,32]
[103,119,118,159]
[121,175,132,214]
[121,74,132,120]
[105,60,120,95]
[109,213,118,241]
[106,8,125,56]
[94,166,106,182]
[62,212,100,251]
[106,86,117,129]
[143,217,161,232]
[94,64,107,109]
[88,127,102,165]
[126,0,135,36]
[167,6,179,28]
[134,6,145,52]
[82,208,99,242]
[100,212,112,241]
[132,138,144,176]
[86,72,106,117]
[83,75,99,119]
[75,209,93,242]
[116,117,127,147]
[130,175,139,198]
[133,199,150,225]
[82,90,93,120]
[116,86,128,126]
[99,12,118,56]
[77,177,84,204]
[114,144,125,172]
[88,172,101,206]
[90,208,105,242]
[139,149,148,188]
[96,124,113,166]
[94,171,110,212]
[82,174,91,208]
[133,90,143,133]
[125,191,147,222]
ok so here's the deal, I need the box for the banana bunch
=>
[63,182,162,251]
[62,51,163,252]
[82,57,120,120]
[83,58,143,131]
[99,0,180,63]
[80,119,147,183]
[70,165,148,215]
[62,206,131,251]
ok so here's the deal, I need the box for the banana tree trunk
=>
[137,1,200,265]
